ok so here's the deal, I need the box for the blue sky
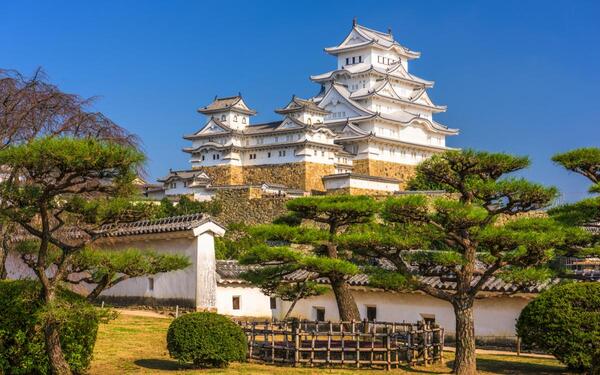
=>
[2,1,599,202]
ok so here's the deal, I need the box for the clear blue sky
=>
[2,1,599,202]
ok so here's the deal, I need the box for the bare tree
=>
[0,68,139,279]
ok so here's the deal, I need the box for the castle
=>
[147,20,459,200]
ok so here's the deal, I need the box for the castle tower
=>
[310,20,459,186]
[197,95,256,131]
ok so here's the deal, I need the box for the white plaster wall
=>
[100,237,198,303]
[216,285,278,318]
[323,177,399,192]
[281,290,530,336]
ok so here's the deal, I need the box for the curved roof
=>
[324,23,420,59]
[310,63,433,87]
[275,96,330,115]
[197,95,257,116]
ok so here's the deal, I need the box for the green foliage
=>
[154,196,222,219]
[0,280,114,374]
[286,195,377,228]
[166,312,246,368]
[71,247,190,299]
[552,147,600,189]
[215,223,261,260]
[405,171,455,192]
[517,282,600,372]
[550,196,600,227]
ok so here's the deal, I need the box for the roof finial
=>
[214,94,218,101]
[352,17,357,27]
[238,91,242,97]
[388,27,392,35]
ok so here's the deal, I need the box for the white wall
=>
[100,237,199,304]
[323,176,399,192]
[280,290,531,336]
[216,285,278,318]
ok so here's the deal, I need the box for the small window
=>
[232,296,240,310]
[148,277,154,291]
[183,181,188,187]
[420,313,436,326]
[270,297,277,309]
[267,152,271,158]
[233,114,238,122]
[358,56,362,63]
[221,114,226,121]
[352,56,356,64]
[242,117,247,124]
[314,307,325,321]
[307,118,312,125]
[366,306,377,321]
[346,57,350,65]
[201,155,205,161]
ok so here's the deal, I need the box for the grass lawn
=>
[90,313,570,374]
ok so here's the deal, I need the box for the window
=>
[314,307,325,321]
[183,181,188,187]
[232,296,240,310]
[270,297,277,309]
[352,56,356,64]
[249,153,256,160]
[201,155,205,161]
[242,117,247,124]
[233,114,238,122]
[148,277,154,291]
[321,151,325,157]
[169,182,176,189]
[366,306,377,321]
[346,57,350,65]
[307,118,312,125]
[267,152,271,158]
[212,153,220,160]
[278,150,286,157]
[221,114,226,121]
[358,56,362,63]
[420,313,436,327]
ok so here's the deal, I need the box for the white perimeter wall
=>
[216,285,278,318]
[280,290,531,337]
[100,237,199,303]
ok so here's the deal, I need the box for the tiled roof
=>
[197,95,257,115]
[103,213,218,238]
[215,259,556,294]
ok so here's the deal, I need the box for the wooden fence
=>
[236,319,444,370]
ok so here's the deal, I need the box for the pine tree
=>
[0,137,148,375]
[339,150,588,375]
[240,196,377,321]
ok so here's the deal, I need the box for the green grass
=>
[90,313,570,374]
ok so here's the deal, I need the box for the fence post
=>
[292,320,299,366]
[175,305,179,318]
[516,336,521,356]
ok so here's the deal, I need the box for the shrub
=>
[167,312,247,368]
[0,280,110,374]
[516,282,600,372]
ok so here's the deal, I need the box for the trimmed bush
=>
[516,282,600,372]
[0,280,108,374]
[167,312,247,368]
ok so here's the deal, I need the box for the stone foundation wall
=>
[194,162,334,192]
[243,163,306,190]
[353,159,416,189]
[193,165,243,185]
[213,188,290,226]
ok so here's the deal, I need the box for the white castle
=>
[149,20,459,200]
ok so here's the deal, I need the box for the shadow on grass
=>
[134,359,190,371]
[475,357,569,374]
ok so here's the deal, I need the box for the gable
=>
[319,86,372,120]
[341,29,370,47]
[196,119,230,135]
[276,117,304,130]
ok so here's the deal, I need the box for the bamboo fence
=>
[236,319,444,370]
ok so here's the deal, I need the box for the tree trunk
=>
[42,287,72,375]
[0,244,7,280]
[452,299,477,375]
[330,278,360,321]
[45,322,72,375]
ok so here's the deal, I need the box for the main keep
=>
[173,21,458,196]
